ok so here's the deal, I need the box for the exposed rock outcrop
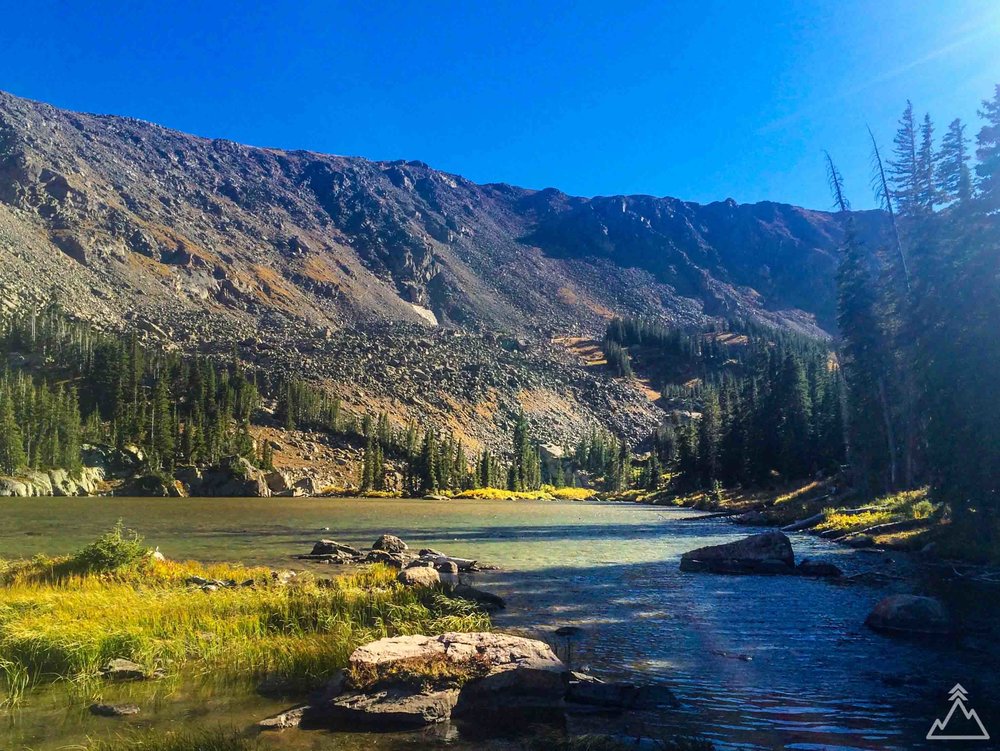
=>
[0,467,105,497]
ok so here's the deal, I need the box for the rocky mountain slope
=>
[0,90,874,449]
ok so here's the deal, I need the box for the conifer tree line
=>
[603,316,846,491]
[571,428,632,492]
[0,309,264,475]
[827,84,1000,539]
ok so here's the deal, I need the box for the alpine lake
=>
[1,497,996,750]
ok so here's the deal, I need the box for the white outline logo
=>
[927,684,990,741]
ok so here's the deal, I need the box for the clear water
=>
[1,497,996,750]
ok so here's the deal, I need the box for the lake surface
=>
[1,497,997,750]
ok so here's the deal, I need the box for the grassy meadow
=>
[0,524,490,707]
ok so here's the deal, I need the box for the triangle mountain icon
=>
[927,685,990,741]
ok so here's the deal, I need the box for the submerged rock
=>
[796,559,843,578]
[450,583,506,611]
[680,531,795,574]
[865,595,952,635]
[564,672,679,711]
[326,685,460,727]
[258,706,307,730]
[90,703,140,717]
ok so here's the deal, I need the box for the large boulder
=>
[308,632,566,729]
[397,566,441,588]
[680,531,795,574]
[865,595,952,635]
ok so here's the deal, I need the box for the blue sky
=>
[2,1,998,209]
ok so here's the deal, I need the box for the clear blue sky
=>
[2,1,998,209]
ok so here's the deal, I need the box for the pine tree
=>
[937,118,973,205]
[697,389,722,486]
[0,389,27,474]
[889,101,920,216]
[360,434,376,491]
[916,113,937,212]
[976,84,1000,211]
[150,374,175,470]
[417,430,439,494]
[827,154,897,494]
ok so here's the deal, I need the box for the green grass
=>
[87,729,259,751]
[0,528,490,706]
[815,488,934,536]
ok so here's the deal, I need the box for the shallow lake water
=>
[1,497,997,750]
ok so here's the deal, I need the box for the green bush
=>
[70,520,149,573]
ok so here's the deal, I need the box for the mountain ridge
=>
[0,89,873,448]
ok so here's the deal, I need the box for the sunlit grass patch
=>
[815,488,934,536]
[0,528,490,706]
[548,487,597,500]
[454,487,554,500]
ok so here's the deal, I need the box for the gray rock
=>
[680,531,795,574]
[258,706,306,730]
[310,539,362,558]
[365,550,405,568]
[865,595,952,635]
[372,534,408,554]
[397,566,441,588]
[90,703,140,717]
[796,559,843,578]
[302,632,564,729]
[101,658,148,681]
[564,672,679,712]
[844,534,876,548]
[326,687,459,727]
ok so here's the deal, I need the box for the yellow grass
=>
[0,543,490,705]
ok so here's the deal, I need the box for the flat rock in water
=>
[564,672,679,712]
[350,632,559,670]
[101,658,148,681]
[680,531,796,574]
[327,686,460,727]
[310,539,362,557]
[865,595,952,635]
[302,632,565,729]
[258,706,307,730]
[90,703,140,717]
